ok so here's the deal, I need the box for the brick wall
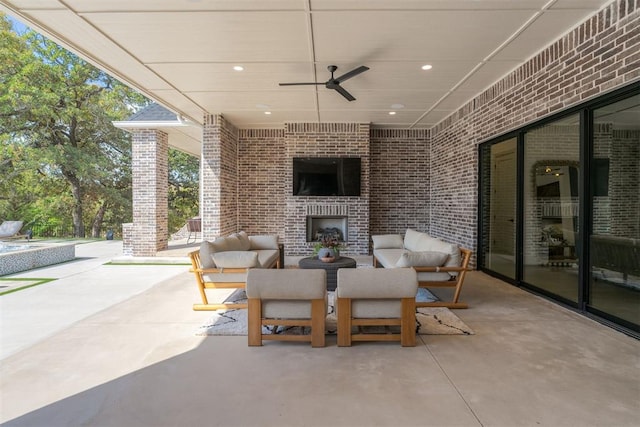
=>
[369,129,430,238]
[429,0,640,260]
[284,123,370,255]
[131,129,168,256]
[201,114,239,240]
[237,129,286,235]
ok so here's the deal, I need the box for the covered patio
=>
[1,240,638,426]
[0,2,638,424]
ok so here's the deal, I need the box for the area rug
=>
[195,289,474,336]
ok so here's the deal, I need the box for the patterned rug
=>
[196,289,474,336]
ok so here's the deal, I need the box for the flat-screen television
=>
[293,157,361,196]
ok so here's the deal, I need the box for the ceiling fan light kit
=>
[279,65,369,101]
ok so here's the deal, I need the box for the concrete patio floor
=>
[0,240,638,426]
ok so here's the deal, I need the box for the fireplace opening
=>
[306,216,348,243]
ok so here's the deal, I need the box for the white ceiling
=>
[1,0,614,132]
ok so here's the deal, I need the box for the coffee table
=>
[298,256,357,291]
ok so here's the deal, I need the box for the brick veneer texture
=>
[202,114,239,240]
[284,123,370,255]
[428,0,639,261]
[237,129,286,236]
[131,130,168,256]
[369,129,430,239]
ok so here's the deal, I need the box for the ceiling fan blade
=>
[334,65,369,83]
[279,82,324,86]
[332,84,356,101]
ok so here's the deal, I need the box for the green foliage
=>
[168,149,199,233]
[0,14,147,237]
[0,14,200,239]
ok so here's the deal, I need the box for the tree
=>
[0,14,148,237]
[168,149,200,233]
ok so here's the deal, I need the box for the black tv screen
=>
[293,157,361,196]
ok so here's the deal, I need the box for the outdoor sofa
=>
[372,228,472,309]
[189,231,280,311]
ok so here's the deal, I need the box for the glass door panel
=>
[523,115,580,303]
[480,138,516,279]
[590,95,640,327]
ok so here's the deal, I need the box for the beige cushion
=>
[212,251,259,268]
[233,231,252,251]
[403,228,425,252]
[372,234,404,249]
[337,268,417,299]
[403,229,462,269]
[246,269,326,299]
[337,269,417,319]
[249,234,279,250]
[224,235,245,251]
[262,300,323,319]
[352,300,403,318]
[413,235,461,268]
[395,251,449,268]
[253,249,279,268]
[374,249,452,281]
[373,248,407,268]
[199,239,225,268]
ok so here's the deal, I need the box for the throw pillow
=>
[249,234,279,250]
[372,234,404,249]
[395,251,449,268]
[209,237,230,253]
[212,251,259,268]
[224,235,244,251]
[403,228,425,252]
[199,240,218,268]
[234,231,252,251]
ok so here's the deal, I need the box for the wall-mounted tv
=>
[293,157,361,196]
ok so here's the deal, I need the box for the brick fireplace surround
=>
[126,0,639,262]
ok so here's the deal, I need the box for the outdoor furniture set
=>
[189,229,472,347]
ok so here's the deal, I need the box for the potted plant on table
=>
[313,234,344,262]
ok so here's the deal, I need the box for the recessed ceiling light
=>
[233,65,244,71]
[391,103,405,109]
[388,111,396,115]
[255,104,270,109]
[264,111,272,115]
[421,64,433,70]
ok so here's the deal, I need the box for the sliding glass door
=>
[589,94,640,327]
[479,138,516,279]
[478,85,639,336]
[523,115,580,303]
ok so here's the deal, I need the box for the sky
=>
[6,12,29,34]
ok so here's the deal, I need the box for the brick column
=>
[202,114,239,240]
[131,130,169,256]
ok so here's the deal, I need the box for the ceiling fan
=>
[279,65,369,101]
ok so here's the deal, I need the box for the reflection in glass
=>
[523,115,580,303]
[590,94,640,326]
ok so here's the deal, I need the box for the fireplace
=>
[306,216,348,242]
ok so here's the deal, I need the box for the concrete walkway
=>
[0,240,189,359]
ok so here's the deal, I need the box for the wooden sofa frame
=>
[337,297,416,347]
[188,249,279,311]
[373,247,472,309]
